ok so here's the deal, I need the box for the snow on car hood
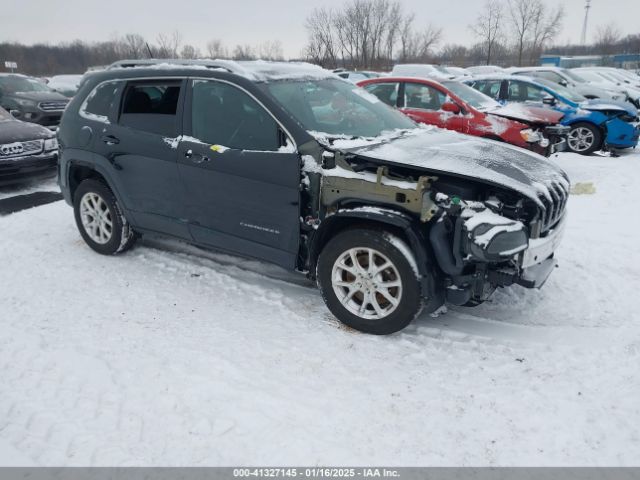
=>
[10,91,69,102]
[486,103,564,125]
[580,98,638,117]
[0,118,54,143]
[339,128,569,206]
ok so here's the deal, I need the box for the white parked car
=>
[576,67,640,89]
[443,66,472,79]
[391,64,455,80]
[573,68,640,108]
[466,65,504,75]
[47,74,83,98]
[507,66,622,101]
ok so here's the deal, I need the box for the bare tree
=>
[232,44,256,60]
[258,40,284,61]
[180,44,201,59]
[206,39,228,59]
[594,23,622,56]
[304,8,339,68]
[440,43,469,66]
[384,2,403,67]
[508,0,537,66]
[398,13,416,63]
[156,31,182,58]
[121,33,147,59]
[528,3,564,64]
[470,0,504,65]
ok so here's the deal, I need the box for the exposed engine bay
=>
[302,147,568,306]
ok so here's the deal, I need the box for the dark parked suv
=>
[0,74,69,128]
[57,60,569,334]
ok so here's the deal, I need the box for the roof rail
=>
[105,59,336,82]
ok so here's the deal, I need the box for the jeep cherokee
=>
[57,60,569,335]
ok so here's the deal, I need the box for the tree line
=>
[1,0,638,76]
[305,0,639,69]
[0,33,284,76]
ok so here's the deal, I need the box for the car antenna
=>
[145,42,153,58]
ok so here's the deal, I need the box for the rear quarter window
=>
[79,81,121,123]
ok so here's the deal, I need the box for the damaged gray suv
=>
[57,60,569,334]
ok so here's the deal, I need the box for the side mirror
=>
[9,109,22,118]
[542,95,556,106]
[558,79,568,87]
[441,102,461,114]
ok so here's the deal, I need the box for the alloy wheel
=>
[79,192,113,244]
[568,127,595,152]
[331,247,403,320]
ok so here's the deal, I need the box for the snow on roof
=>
[391,64,453,80]
[465,73,537,83]
[106,59,337,82]
[506,66,563,72]
[466,65,505,75]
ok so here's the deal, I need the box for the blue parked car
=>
[464,75,640,155]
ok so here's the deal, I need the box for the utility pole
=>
[580,0,591,45]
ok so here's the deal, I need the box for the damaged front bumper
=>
[543,125,570,155]
[516,214,567,288]
[439,206,567,305]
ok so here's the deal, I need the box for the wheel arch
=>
[67,161,123,206]
[309,208,442,304]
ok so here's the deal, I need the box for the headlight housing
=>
[15,99,37,108]
[464,219,529,262]
[44,138,58,151]
[520,128,548,146]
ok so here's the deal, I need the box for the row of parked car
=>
[344,63,640,156]
[0,58,638,334]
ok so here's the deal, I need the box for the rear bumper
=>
[0,153,58,186]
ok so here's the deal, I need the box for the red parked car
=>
[357,77,569,156]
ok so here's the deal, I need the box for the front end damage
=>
[303,147,568,307]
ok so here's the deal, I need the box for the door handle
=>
[185,149,210,164]
[101,134,120,145]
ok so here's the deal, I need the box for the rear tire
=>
[317,228,423,335]
[73,179,136,255]
[567,122,603,155]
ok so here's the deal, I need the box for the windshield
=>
[0,75,52,94]
[442,81,501,110]
[561,69,587,84]
[535,77,586,103]
[602,71,627,83]
[264,78,416,138]
[0,107,12,121]
[575,70,603,83]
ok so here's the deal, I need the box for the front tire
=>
[73,179,136,255]
[317,228,423,335]
[567,122,603,155]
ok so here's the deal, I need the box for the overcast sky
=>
[2,0,639,58]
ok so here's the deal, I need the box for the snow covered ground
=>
[1,149,639,466]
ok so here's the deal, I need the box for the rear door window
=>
[471,80,502,99]
[508,81,546,102]
[362,82,399,107]
[119,81,182,136]
[404,83,446,111]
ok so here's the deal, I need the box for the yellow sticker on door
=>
[210,144,230,153]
